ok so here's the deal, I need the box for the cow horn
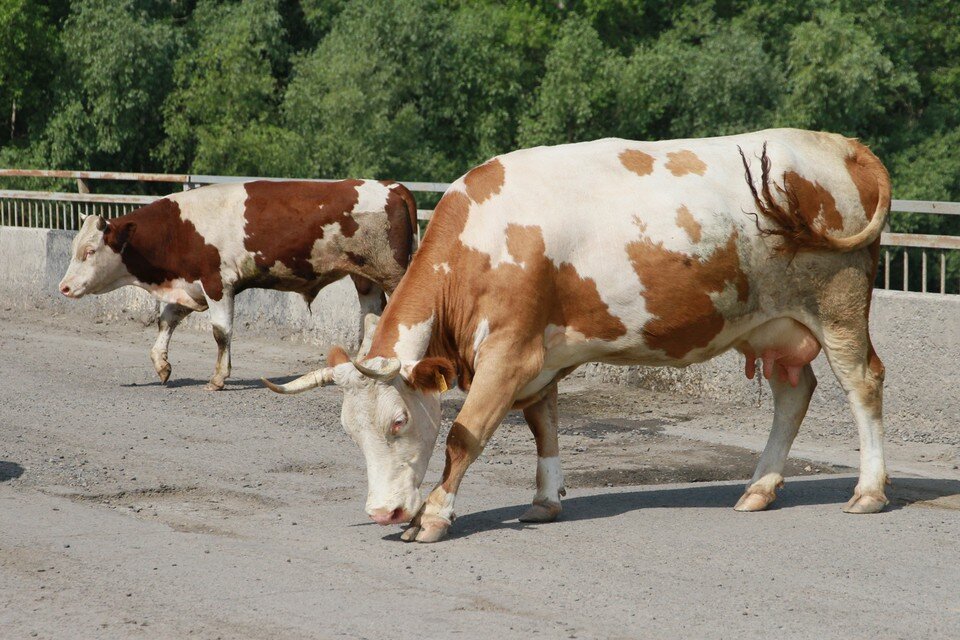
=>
[261,367,336,394]
[353,357,401,382]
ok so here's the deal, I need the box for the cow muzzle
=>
[58,279,84,298]
[368,507,412,526]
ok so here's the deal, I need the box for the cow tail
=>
[397,184,419,256]
[739,141,891,254]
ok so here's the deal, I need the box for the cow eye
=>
[83,248,95,260]
[390,414,407,435]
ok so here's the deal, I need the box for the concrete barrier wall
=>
[579,287,959,445]
[3,226,958,444]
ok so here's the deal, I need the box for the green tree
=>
[284,0,542,180]
[25,0,178,172]
[159,0,295,176]
[779,9,919,141]
[518,16,621,146]
[0,0,60,147]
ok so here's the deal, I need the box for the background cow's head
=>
[264,315,456,525]
[59,215,135,298]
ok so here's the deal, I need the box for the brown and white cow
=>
[265,129,891,542]
[59,180,416,390]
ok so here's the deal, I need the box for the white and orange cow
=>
[266,129,891,542]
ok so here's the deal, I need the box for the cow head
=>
[59,215,135,298]
[263,315,456,525]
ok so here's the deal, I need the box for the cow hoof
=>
[414,516,450,543]
[203,380,225,391]
[156,363,172,385]
[400,524,421,542]
[843,492,888,514]
[734,490,776,512]
[519,500,562,523]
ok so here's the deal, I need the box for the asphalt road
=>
[1,306,958,639]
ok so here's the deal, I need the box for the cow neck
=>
[364,215,467,368]
[364,254,452,364]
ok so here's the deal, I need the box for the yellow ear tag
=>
[435,371,448,393]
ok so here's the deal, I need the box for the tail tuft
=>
[739,141,890,254]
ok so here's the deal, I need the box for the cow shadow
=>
[121,376,301,391]
[0,461,24,482]
[384,476,960,541]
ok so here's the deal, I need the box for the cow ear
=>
[327,345,350,367]
[405,358,456,393]
[95,215,106,231]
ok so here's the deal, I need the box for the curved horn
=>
[353,357,401,382]
[261,367,335,395]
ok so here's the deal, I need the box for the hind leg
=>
[823,335,887,513]
[735,364,817,511]
[519,385,566,523]
[350,275,386,339]
[818,273,888,513]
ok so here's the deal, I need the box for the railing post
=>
[941,253,947,295]
[903,251,908,291]
[884,250,890,289]
[922,250,928,293]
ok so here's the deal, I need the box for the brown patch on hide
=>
[464,159,505,204]
[503,224,627,342]
[675,206,702,243]
[242,180,363,280]
[844,140,885,222]
[665,150,707,176]
[628,226,749,359]
[104,198,224,300]
[783,171,844,232]
[619,149,655,176]
[739,144,838,254]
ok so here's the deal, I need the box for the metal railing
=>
[1,168,958,294]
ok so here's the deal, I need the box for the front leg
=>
[204,293,234,391]
[150,303,193,384]
[403,343,544,543]
[519,385,565,523]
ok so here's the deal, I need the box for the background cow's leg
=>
[403,346,543,543]
[519,385,566,523]
[150,303,193,384]
[204,293,234,391]
[350,275,386,339]
[735,364,816,512]
[817,271,888,513]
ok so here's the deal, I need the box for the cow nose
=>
[369,507,408,525]
[60,284,71,296]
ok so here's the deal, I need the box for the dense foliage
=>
[2,0,959,249]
